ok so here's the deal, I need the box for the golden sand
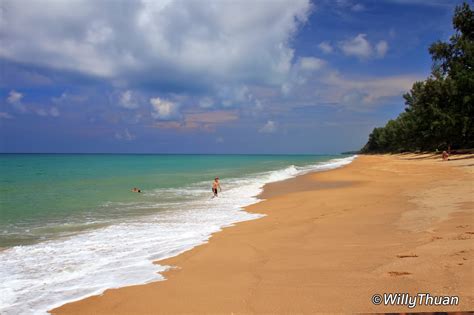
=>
[52,154,474,314]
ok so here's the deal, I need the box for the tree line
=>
[361,2,473,153]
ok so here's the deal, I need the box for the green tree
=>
[362,2,473,153]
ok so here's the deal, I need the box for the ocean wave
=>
[0,155,356,315]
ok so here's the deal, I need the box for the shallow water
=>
[0,154,356,314]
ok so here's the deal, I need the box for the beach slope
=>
[52,154,474,314]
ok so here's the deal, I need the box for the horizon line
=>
[0,152,356,156]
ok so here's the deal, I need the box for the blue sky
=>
[0,0,465,153]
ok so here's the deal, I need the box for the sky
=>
[0,0,466,154]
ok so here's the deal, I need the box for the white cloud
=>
[5,90,60,117]
[6,90,27,113]
[279,57,325,96]
[340,34,372,59]
[7,90,23,104]
[215,85,253,107]
[375,40,389,57]
[0,0,312,87]
[340,34,389,59]
[320,71,421,109]
[115,128,136,141]
[298,57,325,71]
[150,97,180,120]
[119,90,139,109]
[259,120,277,133]
[318,41,333,54]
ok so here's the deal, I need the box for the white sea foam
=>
[0,155,356,315]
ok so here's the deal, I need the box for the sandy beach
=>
[52,154,474,314]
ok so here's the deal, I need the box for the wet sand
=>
[52,154,474,314]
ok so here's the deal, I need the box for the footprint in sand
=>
[388,271,411,276]
[453,234,471,240]
[396,254,418,258]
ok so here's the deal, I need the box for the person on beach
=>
[212,177,222,198]
[442,150,449,161]
[131,187,141,193]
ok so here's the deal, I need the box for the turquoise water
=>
[0,154,342,247]
[0,153,356,314]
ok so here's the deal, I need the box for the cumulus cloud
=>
[318,41,333,54]
[279,57,325,96]
[7,90,23,104]
[0,0,312,88]
[340,34,389,59]
[119,90,139,109]
[150,97,180,120]
[4,89,60,117]
[6,90,27,112]
[340,34,372,59]
[259,120,277,133]
[6,91,60,118]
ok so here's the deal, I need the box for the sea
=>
[0,154,356,314]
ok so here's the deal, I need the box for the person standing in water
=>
[212,177,222,198]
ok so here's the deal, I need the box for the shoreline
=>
[52,154,473,313]
[1,155,352,315]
